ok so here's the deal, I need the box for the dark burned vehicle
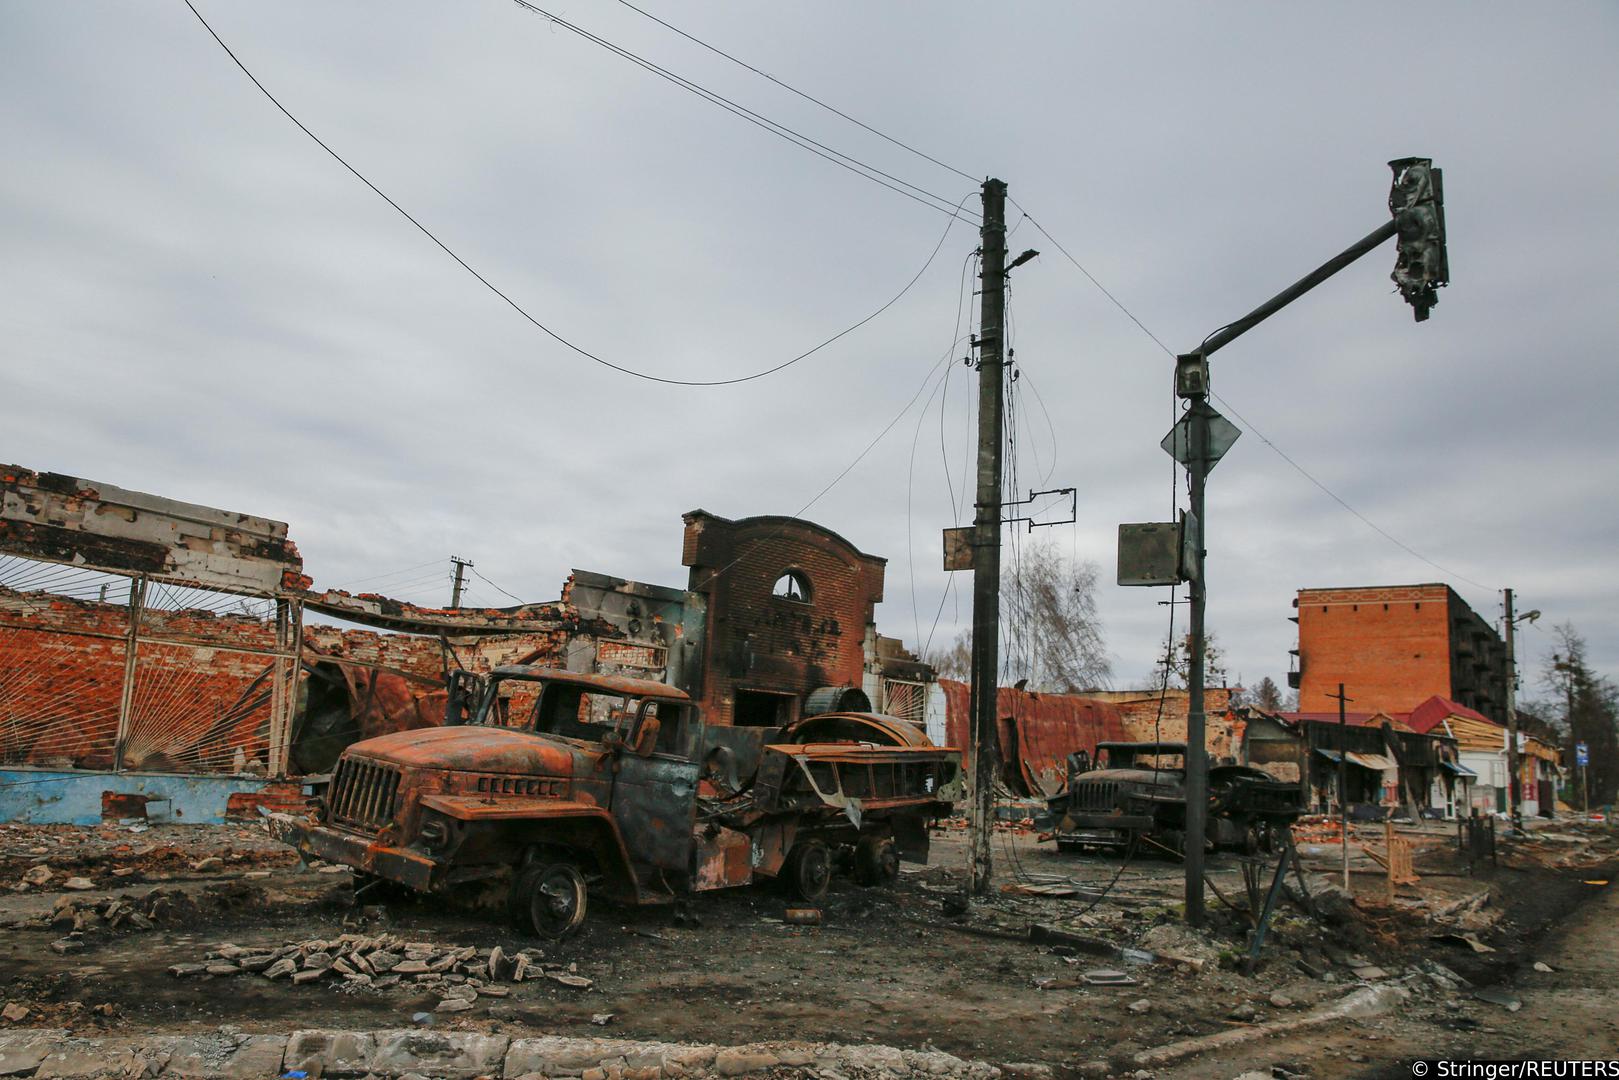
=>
[271,666,961,937]
[1038,741,1300,856]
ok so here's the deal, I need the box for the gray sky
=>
[5,2,1616,700]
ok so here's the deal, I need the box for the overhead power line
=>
[180,1,969,387]
[509,0,979,222]
[608,0,980,186]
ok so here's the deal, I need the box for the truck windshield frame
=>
[471,673,661,748]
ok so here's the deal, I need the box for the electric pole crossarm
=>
[1199,219,1398,358]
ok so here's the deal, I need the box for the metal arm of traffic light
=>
[1197,219,1399,359]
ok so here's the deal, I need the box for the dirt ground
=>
[0,817,1614,1076]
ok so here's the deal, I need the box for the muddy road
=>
[1,820,1614,1074]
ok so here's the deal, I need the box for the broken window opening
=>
[772,570,812,604]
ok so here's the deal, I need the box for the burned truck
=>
[272,666,960,937]
[1039,741,1300,856]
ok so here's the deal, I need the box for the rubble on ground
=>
[169,935,593,1011]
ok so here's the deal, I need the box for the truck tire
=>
[783,839,832,903]
[853,836,900,886]
[509,861,588,939]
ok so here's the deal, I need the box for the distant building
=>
[1292,584,1506,722]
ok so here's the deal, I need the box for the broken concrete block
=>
[263,958,298,980]
[62,878,95,891]
[20,867,52,888]
[0,1003,28,1023]
[189,858,223,872]
[367,1030,509,1078]
[291,968,327,985]
[367,951,401,972]
[285,1030,375,1076]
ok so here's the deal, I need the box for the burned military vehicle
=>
[272,666,960,937]
[1039,741,1300,856]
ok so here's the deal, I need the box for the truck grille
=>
[328,757,402,832]
[1073,781,1119,812]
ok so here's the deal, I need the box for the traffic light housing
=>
[1389,157,1448,321]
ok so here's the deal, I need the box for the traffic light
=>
[1388,157,1448,321]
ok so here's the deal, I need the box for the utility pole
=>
[1503,589,1520,829]
[450,556,472,609]
[1327,683,1353,891]
[968,178,1008,897]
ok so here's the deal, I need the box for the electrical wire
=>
[181,1,972,387]
[509,1,978,221]
[469,568,529,606]
[609,0,981,187]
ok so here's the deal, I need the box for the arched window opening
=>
[772,569,812,603]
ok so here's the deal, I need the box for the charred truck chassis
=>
[272,667,960,937]
[1039,741,1300,856]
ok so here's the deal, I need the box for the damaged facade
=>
[0,466,969,822]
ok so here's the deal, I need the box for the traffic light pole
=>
[1169,157,1446,927]
[1182,401,1210,926]
[1503,588,1520,829]
[969,178,1009,897]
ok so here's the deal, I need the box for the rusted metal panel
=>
[938,678,1129,798]
[0,464,306,595]
[298,589,592,636]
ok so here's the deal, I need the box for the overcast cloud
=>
[4,2,1616,697]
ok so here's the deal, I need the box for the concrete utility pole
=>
[1503,588,1520,828]
[968,178,1009,897]
[450,556,473,609]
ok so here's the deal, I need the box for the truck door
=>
[609,702,700,874]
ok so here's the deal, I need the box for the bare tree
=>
[924,541,1111,692]
[1149,629,1230,690]
[1253,676,1285,711]
[926,630,972,682]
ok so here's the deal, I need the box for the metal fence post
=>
[111,575,147,772]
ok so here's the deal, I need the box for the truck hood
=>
[344,725,577,777]
[1078,766,1186,786]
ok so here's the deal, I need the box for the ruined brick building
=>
[1292,584,1507,722]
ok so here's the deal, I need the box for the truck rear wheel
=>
[509,861,588,939]
[853,836,900,886]
[783,839,832,903]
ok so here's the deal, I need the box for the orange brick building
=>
[1293,584,1506,722]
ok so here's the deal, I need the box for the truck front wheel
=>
[510,861,588,939]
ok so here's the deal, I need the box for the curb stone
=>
[0,1030,1002,1079]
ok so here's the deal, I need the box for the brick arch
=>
[681,511,886,728]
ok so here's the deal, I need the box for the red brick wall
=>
[683,513,884,727]
[0,589,575,773]
[1296,585,1453,717]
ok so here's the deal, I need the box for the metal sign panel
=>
[1161,402,1241,471]
[943,527,975,572]
[1576,742,1589,767]
[1117,522,1181,586]
[0,464,305,596]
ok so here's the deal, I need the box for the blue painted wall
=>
[0,768,298,825]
